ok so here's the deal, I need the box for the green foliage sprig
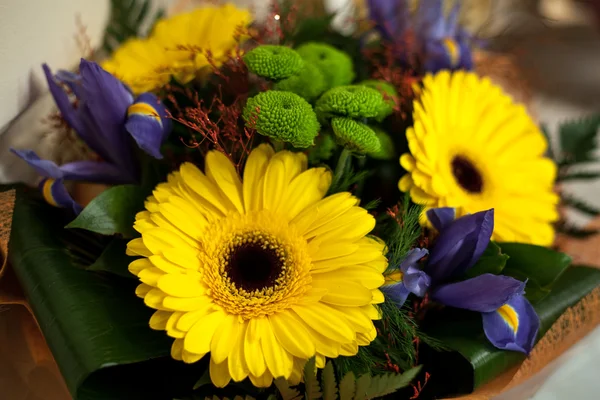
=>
[102,0,164,53]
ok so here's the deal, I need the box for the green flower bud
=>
[331,117,381,154]
[243,45,304,80]
[296,42,355,90]
[315,85,384,122]
[308,132,337,164]
[361,80,398,122]
[243,91,320,148]
[368,127,395,160]
[275,62,326,102]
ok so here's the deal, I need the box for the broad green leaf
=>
[87,238,135,279]
[9,192,204,399]
[365,367,422,398]
[338,372,356,400]
[424,266,600,395]
[500,242,571,301]
[66,184,147,238]
[463,242,509,279]
[303,357,321,400]
[321,362,338,400]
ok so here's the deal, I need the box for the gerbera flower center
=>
[224,236,285,292]
[451,155,483,193]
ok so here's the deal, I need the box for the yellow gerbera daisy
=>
[102,4,252,94]
[399,70,559,246]
[127,145,386,387]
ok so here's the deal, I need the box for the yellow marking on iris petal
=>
[42,178,59,207]
[442,37,460,67]
[498,304,519,335]
[384,270,403,285]
[128,103,161,122]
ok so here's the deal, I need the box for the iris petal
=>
[426,208,455,231]
[38,178,82,214]
[431,274,525,312]
[482,295,539,354]
[126,92,172,159]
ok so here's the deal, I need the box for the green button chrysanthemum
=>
[275,62,327,102]
[296,42,355,90]
[361,80,398,122]
[369,127,395,160]
[331,117,381,154]
[243,45,304,80]
[315,85,384,122]
[243,91,320,148]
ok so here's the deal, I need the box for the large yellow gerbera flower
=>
[102,4,252,94]
[399,71,559,246]
[127,145,386,387]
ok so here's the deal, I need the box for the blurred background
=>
[0,1,598,399]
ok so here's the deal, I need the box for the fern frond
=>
[274,378,302,400]
[304,357,322,400]
[321,362,338,400]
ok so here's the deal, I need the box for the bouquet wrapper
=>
[0,188,599,399]
[0,189,70,400]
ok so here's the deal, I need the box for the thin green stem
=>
[331,148,352,192]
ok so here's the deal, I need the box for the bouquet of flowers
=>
[2,1,600,399]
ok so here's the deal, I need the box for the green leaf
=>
[338,372,356,400]
[193,369,212,390]
[557,171,600,182]
[424,266,600,395]
[303,357,322,400]
[463,242,509,279]
[9,191,204,399]
[66,185,147,238]
[558,115,600,166]
[353,374,371,400]
[274,378,302,400]
[562,195,600,216]
[87,238,135,279]
[500,242,571,302]
[321,362,337,400]
[365,366,422,398]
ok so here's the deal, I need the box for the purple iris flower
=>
[425,208,540,354]
[11,59,171,214]
[367,0,474,73]
[382,247,431,307]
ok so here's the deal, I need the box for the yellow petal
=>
[149,310,170,330]
[126,238,152,257]
[399,153,416,171]
[210,358,232,388]
[157,274,205,297]
[179,162,230,215]
[245,318,267,376]
[228,322,250,382]
[171,338,184,361]
[162,247,201,271]
[210,314,240,364]
[248,370,273,388]
[260,318,294,378]
[292,192,358,236]
[163,296,209,312]
[135,283,152,298]
[166,311,186,338]
[142,228,191,254]
[269,312,316,359]
[398,173,414,192]
[205,150,244,213]
[149,255,185,274]
[144,288,168,310]
[177,304,214,331]
[129,258,152,276]
[182,349,205,364]
[243,144,274,212]
[313,280,374,306]
[371,289,385,304]
[339,341,359,356]
[138,266,165,286]
[291,304,354,343]
[278,167,331,219]
[184,311,226,354]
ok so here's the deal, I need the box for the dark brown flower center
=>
[226,242,284,292]
[451,156,483,193]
